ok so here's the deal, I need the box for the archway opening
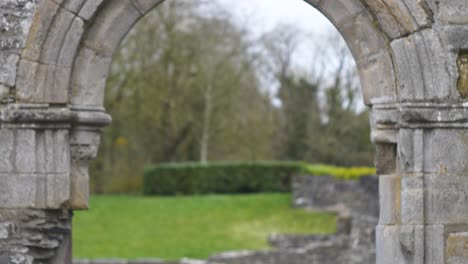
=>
[73,0,377,262]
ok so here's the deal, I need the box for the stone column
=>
[373,102,468,264]
[0,103,110,263]
[366,3,468,262]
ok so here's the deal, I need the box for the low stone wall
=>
[74,259,203,264]
[0,209,72,264]
[292,174,379,217]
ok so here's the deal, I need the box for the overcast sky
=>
[212,0,363,108]
[213,0,344,73]
[215,0,335,36]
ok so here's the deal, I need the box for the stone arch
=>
[16,0,401,109]
[11,0,406,211]
[12,0,405,210]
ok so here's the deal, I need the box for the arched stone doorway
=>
[0,0,467,263]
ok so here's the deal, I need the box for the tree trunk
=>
[200,84,213,163]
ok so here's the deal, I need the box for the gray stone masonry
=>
[292,175,379,217]
[1,0,468,263]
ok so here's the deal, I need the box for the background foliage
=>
[143,162,376,195]
[90,0,375,194]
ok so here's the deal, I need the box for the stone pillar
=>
[0,209,72,264]
[373,103,468,264]
[0,103,110,263]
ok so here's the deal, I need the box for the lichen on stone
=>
[457,50,468,98]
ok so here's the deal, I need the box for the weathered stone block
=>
[39,6,75,65]
[364,0,409,39]
[45,130,70,174]
[399,225,425,262]
[0,172,70,209]
[391,29,455,101]
[0,173,37,208]
[401,175,424,225]
[58,16,84,66]
[15,129,36,173]
[447,232,468,264]
[16,59,70,103]
[398,129,424,174]
[0,129,14,173]
[425,175,468,225]
[318,0,365,27]
[78,0,105,21]
[0,53,19,87]
[358,51,397,105]
[400,0,433,29]
[379,174,400,225]
[375,144,397,175]
[423,129,468,176]
[425,225,445,264]
[365,0,433,39]
[45,172,70,208]
[62,0,86,14]
[438,25,468,52]
[83,0,140,56]
[429,0,468,24]
[340,12,388,59]
[376,225,404,264]
[71,47,112,106]
[22,0,60,61]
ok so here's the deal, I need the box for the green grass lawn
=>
[73,194,336,260]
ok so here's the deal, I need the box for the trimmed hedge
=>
[143,162,300,195]
[143,162,376,196]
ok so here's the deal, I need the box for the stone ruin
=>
[1,0,468,263]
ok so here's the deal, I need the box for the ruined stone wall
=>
[0,209,72,264]
[0,0,36,102]
[0,2,74,264]
[292,175,379,217]
[1,0,468,263]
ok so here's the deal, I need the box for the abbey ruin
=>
[0,0,468,263]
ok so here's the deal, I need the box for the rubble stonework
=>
[292,175,379,217]
[0,0,468,263]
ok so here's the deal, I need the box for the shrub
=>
[303,164,376,180]
[143,162,302,195]
[143,162,376,196]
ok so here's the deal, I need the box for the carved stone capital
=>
[370,102,468,144]
[372,102,468,129]
[68,106,111,209]
[0,104,110,210]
